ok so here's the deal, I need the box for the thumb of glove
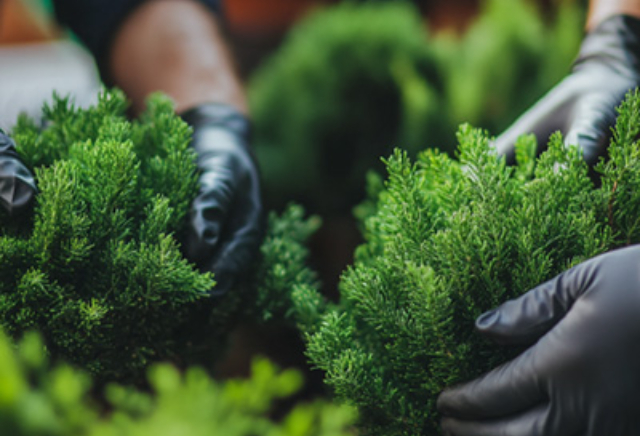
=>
[475,269,581,346]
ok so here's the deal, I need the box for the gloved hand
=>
[0,130,37,216]
[494,15,640,166]
[180,104,263,296]
[437,245,640,436]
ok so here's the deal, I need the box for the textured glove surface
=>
[495,15,640,166]
[437,246,640,436]
[0,130,36,216]
[180,104,263,295]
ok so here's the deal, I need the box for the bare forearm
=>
[588,0,640,30]
[108,0,246,115]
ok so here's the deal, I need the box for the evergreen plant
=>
[0,329,356,436]
[249,0,583,212]
[293,91,640,435]
[249,1,445,211]
[1,90,320,382]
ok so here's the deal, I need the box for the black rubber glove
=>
[0,130,37,216]
[437,246,640,436]
[495,15,640,166]
[180,104,263,296]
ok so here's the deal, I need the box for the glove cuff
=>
[179,103,252,145]
[574,14,640,74]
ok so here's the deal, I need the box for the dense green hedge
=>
[290,91,640,435]
[3,90,320,382]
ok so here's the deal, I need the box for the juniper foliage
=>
[2,90,319,382]
[0,329,356,436]
[253,206,322,324]
[298,91,640,435]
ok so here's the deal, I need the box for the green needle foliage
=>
[254,206,322,324]
[2,90,320,383]
[0,329,356,436]
[249,0,582,212]
[297,91,640,436]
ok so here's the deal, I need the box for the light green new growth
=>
[298,91,640,435]
[0,329,356,436]
[96,359,355,436]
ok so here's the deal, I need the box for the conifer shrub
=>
[1,90,320,382]
[0,329,356,436]
[249,0,583,211]
[249,1,446,211]
[292,92,640,435]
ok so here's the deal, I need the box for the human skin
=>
[588,0,640,30]
[108,0,247,116]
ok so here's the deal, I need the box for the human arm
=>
[587,0,640,30]
[107,0,246,116]
[53,0,263,294]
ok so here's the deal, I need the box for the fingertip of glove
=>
[437,388,458,416]
[209,272,234,297]
[474,307,532,345]
[563,131,605,167]
[475,309,499,331]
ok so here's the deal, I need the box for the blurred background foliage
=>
[250,2,445,213]
[249,0,584,215]
[1,0,586,214]
[0,329,356,436]
[246,0,584,298]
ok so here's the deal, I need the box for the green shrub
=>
[3,90,320,382]
[439,0,583,132]
[249,0,583,212]
[293,91,640,436]
[0,329,356,436]
[249,1,446,212]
